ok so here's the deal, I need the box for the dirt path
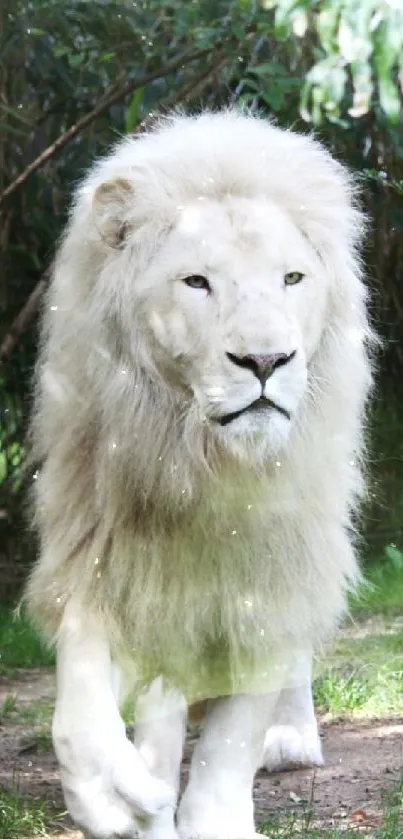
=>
[0,669,402,836]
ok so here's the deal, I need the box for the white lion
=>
[25,109,373,839]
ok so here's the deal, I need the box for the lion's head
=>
[95,187,325,459]
[35,109,372,520]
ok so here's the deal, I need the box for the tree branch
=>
[0,267,52,366]
[0,52,230,367]
[0,47,214,207]
[141,50,229,124]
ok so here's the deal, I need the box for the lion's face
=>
[127,195,328,457]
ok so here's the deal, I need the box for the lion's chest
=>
[113,484,282,694]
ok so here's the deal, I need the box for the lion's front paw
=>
[178,833,262,839]
[178,826,257,839]
[262,723,324,772]
[177,789,256,839]
[138,805,179,839]
[57,733,175,838]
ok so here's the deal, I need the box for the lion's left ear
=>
[92,177,134,247]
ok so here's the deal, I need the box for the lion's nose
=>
[226,350,296,386]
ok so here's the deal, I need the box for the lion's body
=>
[25,110,373,839]
[29,444,360,701]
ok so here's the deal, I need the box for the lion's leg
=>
[53,601,174,839]
[262,651,323,772]
[177,692,276,839]
[134,677,187,839]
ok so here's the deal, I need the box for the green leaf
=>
[0,453,7,485]
[68,53,85,68]
[311,84,325,125]
[99,51,117,63]
[238,91,260,105]
[317,6,341,54]
[260,87,285,111]
[325,64,347,109]
[349,59,373,117]
[125,88,144,133]
[306,57,332,86]
[251,61,288,76]
[378,76,401,123]
[373,18,403,122]
[274,20,291,41]
[384,544,403,571]
[232,23,246,40]
[242,78,260,92]
[300,79,314,122]
[53,44,70,58]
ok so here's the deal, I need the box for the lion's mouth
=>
[216,397,291,427]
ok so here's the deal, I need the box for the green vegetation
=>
[259,776,403,839]
[0,693,19,718]
[0,786,55,839]
[351,552,403,618]
[0,606,54,673]
[0,695,54,726]
[0,778,400,839]
[312,556,403,718]
[314,640,403,718]
[20,727,54,753]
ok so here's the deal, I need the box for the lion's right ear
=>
[92,178,134,247]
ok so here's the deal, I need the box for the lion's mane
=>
[25,110,374,701]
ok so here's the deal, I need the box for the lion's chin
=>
[212,408,293,462]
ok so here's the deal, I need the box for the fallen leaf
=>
[352,809,369,821]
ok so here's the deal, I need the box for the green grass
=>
[313,629,403,717]
[258,776,403,839]
[314,665,403,717]
[350,555,403,617]
[310,559,403,718]
[0,786,54,839]
[0,696,54,726]
[0,780,400,839]
[0,694,19,719]
[380,781,403,839]
[0,606,54,673]
[19,727,54,753]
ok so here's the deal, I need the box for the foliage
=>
[259,777,403,839]
[1,0,403,589]
[313,556,403,718]
[0,785,54,839]
[314,655,403,717]
[351,550,403,617]
[0,606,55,672]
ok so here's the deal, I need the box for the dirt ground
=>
[0,669,402,837]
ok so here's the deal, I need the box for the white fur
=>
[263,653,323,771]
[25,109,373,838]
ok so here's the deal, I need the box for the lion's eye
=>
[182,275,211,292]
[284,271,304,286]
